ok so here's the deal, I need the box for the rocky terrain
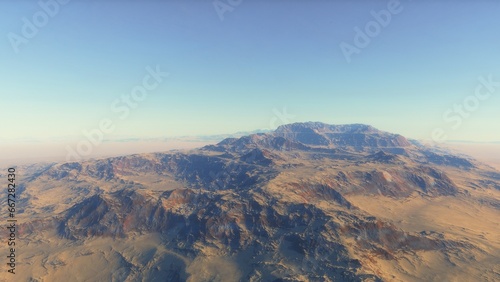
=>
[1,122,499,281]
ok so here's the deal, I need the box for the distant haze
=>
[444,142,500,171]
[2,133,500,173]
[0,139,215,167]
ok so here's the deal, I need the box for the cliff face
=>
[8,123,500,281]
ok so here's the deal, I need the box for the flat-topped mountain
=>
[3,122,499,281]
[274,122,412,148]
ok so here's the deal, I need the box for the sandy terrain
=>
[346,193,500,282]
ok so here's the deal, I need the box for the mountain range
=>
[2,122,499,282]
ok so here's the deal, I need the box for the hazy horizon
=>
[1,124,500,169]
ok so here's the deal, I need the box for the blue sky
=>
[1,0,500,142]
